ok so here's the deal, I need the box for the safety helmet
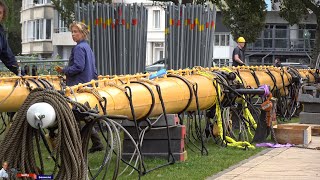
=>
[237,37,246,43]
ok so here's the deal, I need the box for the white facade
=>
[213,33,236,66]
[146,5,166,65]
[21,0,54,57]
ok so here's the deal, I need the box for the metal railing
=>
[53,27,69,33]
[247,29,316,52]
[0,57,68,75]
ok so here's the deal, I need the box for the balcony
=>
[52,28,75,46]
[22,40,53,54]
[246,28,315,54]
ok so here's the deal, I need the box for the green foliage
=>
[3,0,22,55]
[52,0,112,26]
[279,0,308,26]
[212,0,267,43]
[279,0,320,67]
[7,30,21,55]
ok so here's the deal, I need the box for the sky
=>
[265,0,271,11]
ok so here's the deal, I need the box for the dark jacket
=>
[274,62,283,67]
[0,24,18,75]
[63,40,98,86]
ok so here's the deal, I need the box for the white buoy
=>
[26,102,56,129]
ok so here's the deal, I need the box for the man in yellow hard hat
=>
[232,37,246,66]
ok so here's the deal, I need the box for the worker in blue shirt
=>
[55,22,98,86]
[0,1,19,75]
[55,22,103,153]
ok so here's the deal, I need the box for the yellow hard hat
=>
[237,37,246,43]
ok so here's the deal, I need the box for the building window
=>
[153,10,160,29]
[213,59,230,67]
[27,21,34,41]
[226,35,230,46]
[46,19,52,39]
[153,42,164,61]
[23,22,27,42]
[34,0,51,4]
[220,35,225,46]
[215,34,230,46]
[25,19,51,41]
[214,35,219,46]
[159,50,164,59]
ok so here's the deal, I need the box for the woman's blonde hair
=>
[69,21,90,40]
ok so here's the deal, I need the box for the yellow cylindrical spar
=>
[0,66,308,119]
[298,69,316,83]
[234,66,292,93]
[0,76,62,112]
[0,70,218,120]
[67,71,218,120]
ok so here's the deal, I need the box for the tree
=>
[52,0,112,26]
[3,0,22,55]
[154,0,267,43]
[210,0,267,43]
[279,0,320,67]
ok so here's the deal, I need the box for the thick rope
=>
[0,88,87,180]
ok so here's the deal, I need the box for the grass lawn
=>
[84,139,265,180]
[1,114,301,179]
[1,128,265,180]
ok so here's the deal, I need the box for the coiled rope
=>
[0,88,87,180]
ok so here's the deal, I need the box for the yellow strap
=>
[196,69,256,149]
[222,67,257,136]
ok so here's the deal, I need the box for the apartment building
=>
[246,12,317,65]
[214,0,318,66]
[21,1,316,67]
[212,11,235,67]
[21,0,55,58]
[21,0,166,64]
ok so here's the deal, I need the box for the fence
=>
[75,2,148,75]
[0,57,68,76]
[165,3,216,70]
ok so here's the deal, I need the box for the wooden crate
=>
[284,123,320,136]
[312,126,320,136]
[273,124,312,145]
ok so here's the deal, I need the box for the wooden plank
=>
[273,124,312,145]
[285,123,320,136]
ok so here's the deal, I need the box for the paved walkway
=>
[207,136,320,180]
